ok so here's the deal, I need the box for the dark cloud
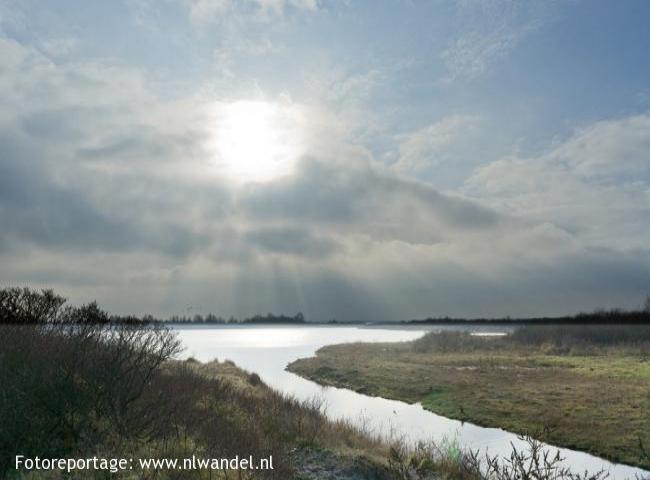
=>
[242,156,499,245]
[0,134,133,251]
[0,132,215,257]
[244,225,340,258]
[21,107,98,140]
[75,128,205,165]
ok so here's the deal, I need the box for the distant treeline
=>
[4,286,650,326]
[0,287,307,325]
[169,312,306,325]
[403,308,650,325]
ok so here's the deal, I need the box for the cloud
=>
[464,114,650,251]
[182,0,317,25]
[255,0,318,15]
[442,0,553,81]
[241,156,500,245]
[549,115,650,179]
[244,225,340,258]
[392,115,479,174]
[187,0,232,24]
[2,34,650,320]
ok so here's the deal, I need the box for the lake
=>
[175,324,648,479]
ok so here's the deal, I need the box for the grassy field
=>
[287,327,650,469]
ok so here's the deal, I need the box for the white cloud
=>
[183,0,318,25]
[212,37,280,78]
[464,114,650,251]
[442,0,552,81]
[393,115,479,174]
[255,0,318,15]
[187,0,232,24]
[550,115,650,179]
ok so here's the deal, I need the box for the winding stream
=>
[174,324,648,479]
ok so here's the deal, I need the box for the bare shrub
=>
[385,435,609,480]
[0,288,182,476]
[0,287,66,323]
[464,436,608,480]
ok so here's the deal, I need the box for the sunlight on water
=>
[175,325,648,480]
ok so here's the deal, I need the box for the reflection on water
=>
[175,325,648,480]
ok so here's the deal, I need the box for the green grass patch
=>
[421,387,457,417]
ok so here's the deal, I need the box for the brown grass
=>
[288,330,650,470]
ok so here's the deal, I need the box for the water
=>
[174,324,648,479]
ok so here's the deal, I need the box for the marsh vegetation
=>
[288,325,650,469]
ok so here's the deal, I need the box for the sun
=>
[212,100,303,183]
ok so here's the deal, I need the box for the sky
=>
[1,0,649,321]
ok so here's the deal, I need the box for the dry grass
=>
[288,329,650,469]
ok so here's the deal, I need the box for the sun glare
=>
[212,100,303,183]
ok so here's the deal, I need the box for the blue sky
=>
[1,0,649,319]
